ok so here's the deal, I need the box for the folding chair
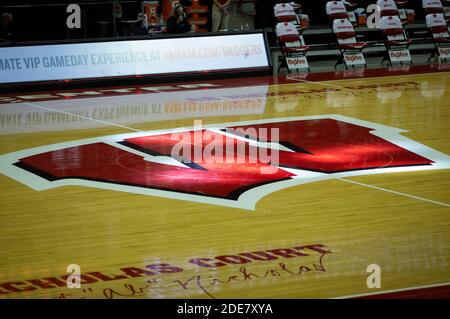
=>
[326,1,350,21]
[423,0,450,23]
[426,13,450,61]
[274,2,298,23]
[380,15,413,65]
[332,18,367,68]
[377,0,403,20]
[276,21,310,72]
[274,2,309,31]
[423,0,445,14]
[326,1,361,26]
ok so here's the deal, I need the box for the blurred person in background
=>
[212,0,230,31]
[166,4,192,34]
[112,3,125,36]
[0,12,16,42]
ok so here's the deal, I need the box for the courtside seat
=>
[276,22,310,52]
[276,22,310,72]
[426,13,450,41]
[423,0,450,23]
[380,16,412,46]
[326,1,349,21]
[423,0,445,14]
[333,19,367,50]
[425,13,450,60]
[380,15,413,64]
[378,0,400,17]
[332,18,367,68]
[274,1,310,30]
[381,0,416,24]
[274,3,297,23]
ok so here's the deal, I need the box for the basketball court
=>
[0,66,449,299]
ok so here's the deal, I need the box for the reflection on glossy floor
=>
[0,69,449,299]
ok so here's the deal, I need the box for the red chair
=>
[326,1,349,21]
[276,22,310,72]
[274,1,309,29]
[423,0,445,14]
[332,18,367,68]
[423,0,450,23]
[380,15,413,65]
[326,1,360,25]
[378,0,401,18]
[426,13,450,61]
[274,3,298,23]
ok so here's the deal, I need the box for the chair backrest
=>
[380,15,407,40]
[426,13,449,38]
[274,3,297,23]
[377,0,400,17]
[326,1,349,21]
[332,18,357,44]
[276,22,301,45]
[422,0,444,15]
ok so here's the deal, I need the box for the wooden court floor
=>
[0,70,449,299]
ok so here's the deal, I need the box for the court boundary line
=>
[285,76,352,89]
[338,178,450,208]
[332,281,450,299]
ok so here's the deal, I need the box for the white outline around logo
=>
[0,114,449,210]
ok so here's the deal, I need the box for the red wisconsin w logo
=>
[0,115,449,210]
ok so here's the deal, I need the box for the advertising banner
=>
[0,33,270,84]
